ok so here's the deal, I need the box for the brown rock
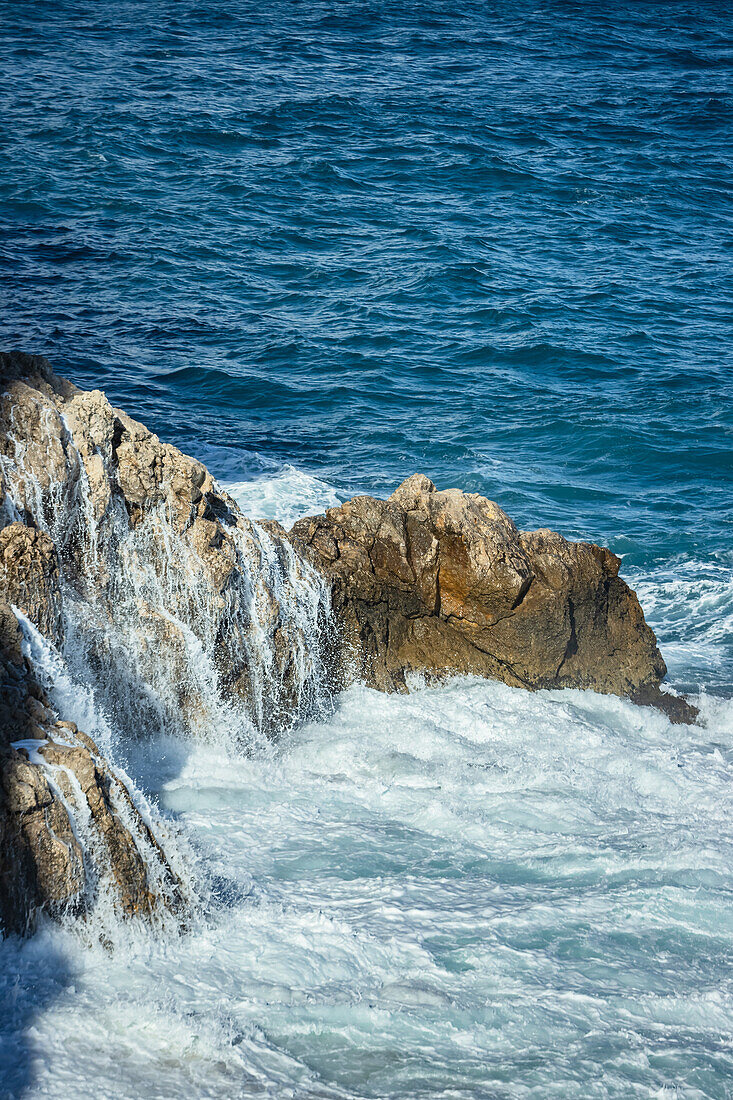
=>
[0,522,63,644]
[0,600,183,935]
[290,474,696,722]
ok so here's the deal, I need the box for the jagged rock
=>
[0,352,696,782]
[0,599,183,935]
[0,744,86,931]
[0,351,329,739]
[0,522,63,645]
[290,474,698,723]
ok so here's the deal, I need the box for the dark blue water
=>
[2,2,732,685]
[1,1,730,546]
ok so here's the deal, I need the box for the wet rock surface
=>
[291,473,698,723]
[0,601,182,935]
[0,351,330,742]
[0,522,63,645]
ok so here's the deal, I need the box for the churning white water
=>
[1,467,732,1100]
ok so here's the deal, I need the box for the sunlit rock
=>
[290,473,698,723]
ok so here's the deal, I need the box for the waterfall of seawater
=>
[0,396,334,747]
[1,395,336,934]
[13,611,195,938]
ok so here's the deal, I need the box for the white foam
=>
[2,677,731,1097]
[223,465,343,528]
[628,555,733,689]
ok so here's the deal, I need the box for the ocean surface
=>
[1,2,732,1098]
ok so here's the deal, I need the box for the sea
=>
[1,2,732,1097]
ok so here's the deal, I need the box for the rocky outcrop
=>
[0,600,182,936]
[0,354,693,728]
[291,474,697,723]
[0,351,330,742]
[0,354,197,935]
[0,349,698,936]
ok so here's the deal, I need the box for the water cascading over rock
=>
[0,352,334,743]
[0,350,695,937]
[0,351,335,934]
[0,594,184,935]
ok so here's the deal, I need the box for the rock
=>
[0,350,696,762]
[0,346,701,937]
[290,474,696,722]
[0,599,183,935]
[0,488,182,934]
[0,522,63,645]
[629,682,699,726]
[0,351,330,739]
[0,738,87,932]
[0,352,330,935]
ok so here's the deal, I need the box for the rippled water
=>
[1,2,732,1097]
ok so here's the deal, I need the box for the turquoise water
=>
[1,3,733,1097]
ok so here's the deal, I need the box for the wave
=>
[223,465,343,528]
[628,556,733,693]
[3,674,732,1097]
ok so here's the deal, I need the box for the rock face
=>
[0,351,330,742]
[0,597,182,936]
[291,474,696,723]
[0,522,63,645]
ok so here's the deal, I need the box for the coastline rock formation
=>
[0,351,697,935]
[0,597,182,936]
[290,474,697,724]
[0,350,326,935]
[0,351,331,743]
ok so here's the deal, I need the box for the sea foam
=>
[2,466,731,1097]
[2,669,731,1098]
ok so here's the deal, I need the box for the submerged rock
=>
[290,474,698,723]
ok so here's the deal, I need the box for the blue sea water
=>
[1,3,733,1098]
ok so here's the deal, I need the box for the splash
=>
[0,391,335,749]
[629,556,733,693]
[9,611,192,939]
[224,465,344,529]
